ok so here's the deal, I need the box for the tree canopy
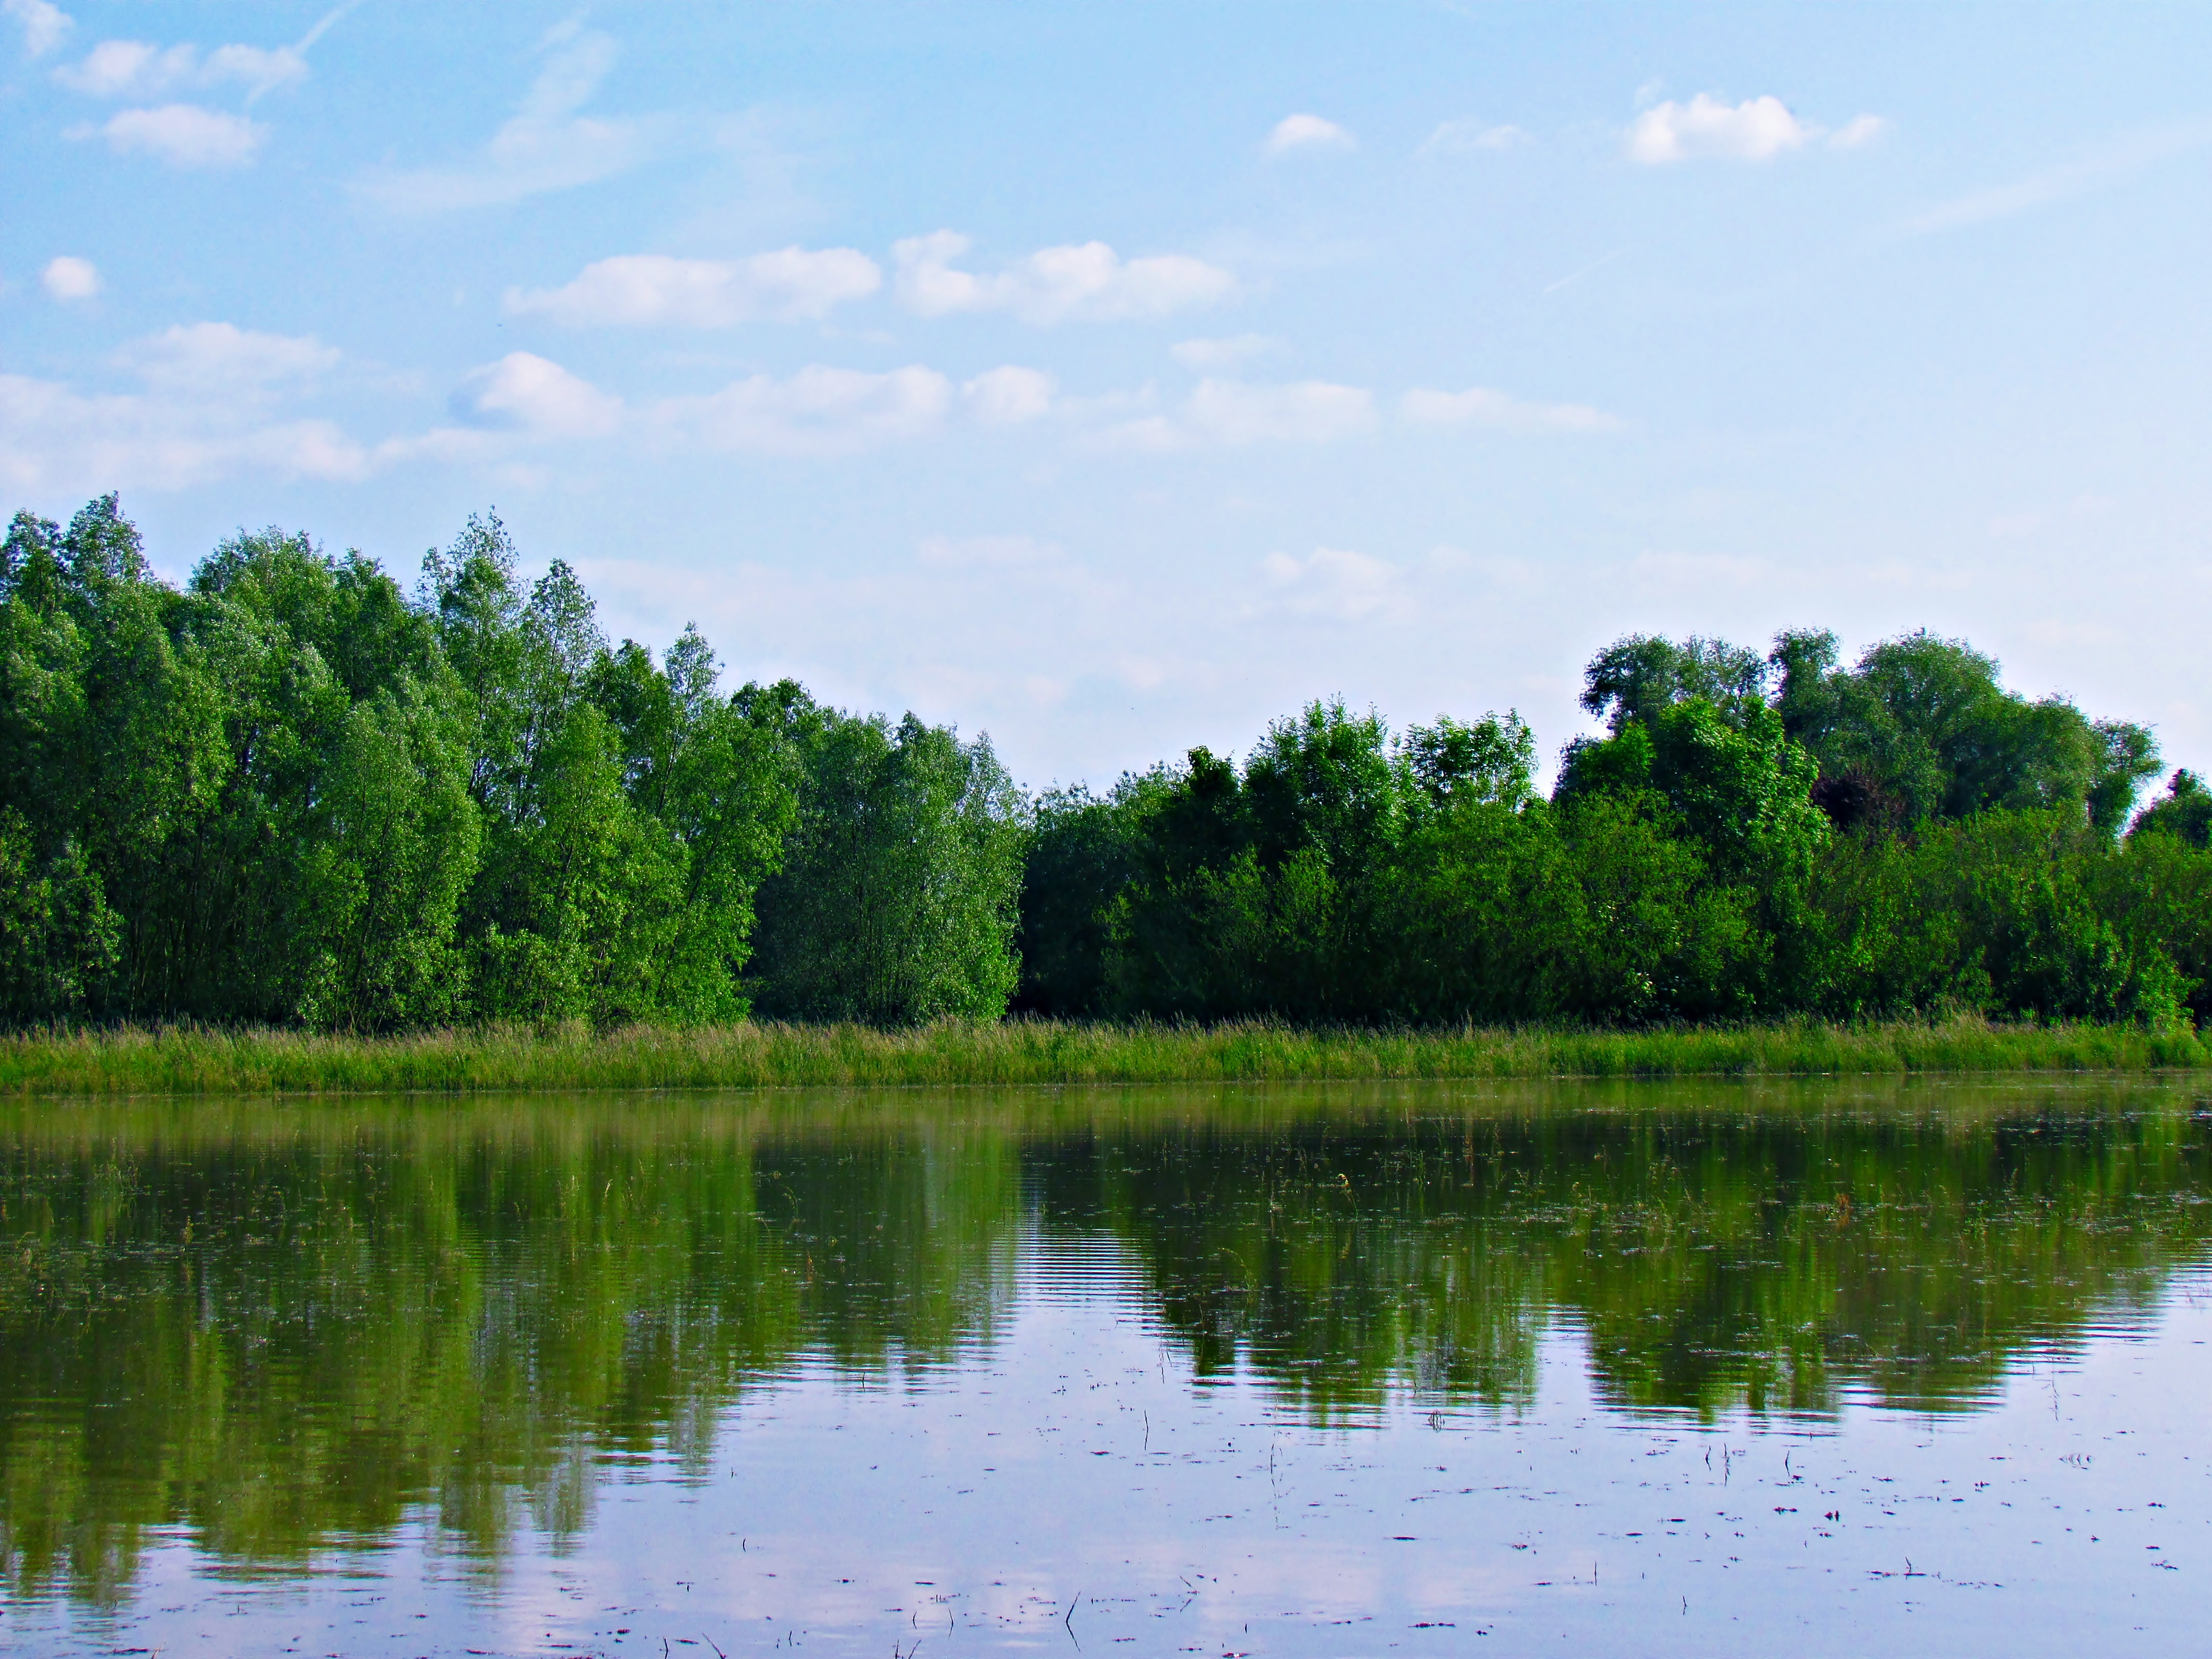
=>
[0,499,1016,1029]
[2,498,2203,1033]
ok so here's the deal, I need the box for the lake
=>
[2,1077,2208,1656]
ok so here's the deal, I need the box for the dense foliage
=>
[3,497,2207,1031]
[1027,631,2207,1030]
[0,498,1017,1030]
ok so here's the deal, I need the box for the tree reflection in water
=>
[0,1079,2203,1602]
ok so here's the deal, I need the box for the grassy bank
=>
[0,1017,2203,1097]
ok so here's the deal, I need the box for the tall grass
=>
[0,1016,2202,1098]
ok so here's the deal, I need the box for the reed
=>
[0,1016,2201,1097]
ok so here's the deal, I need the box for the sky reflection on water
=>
[2,1077,2208,1655]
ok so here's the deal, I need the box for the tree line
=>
[3,496,2208,1031]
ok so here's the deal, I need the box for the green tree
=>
[1107,705,1412,1022]
[417,527,796,1029]
[1558,697,1827,882]
[1771,628,2158,834]
[1016,771,1174,1016]
[292,683,481,1029]
[1581,633,1769,734]
[1398,711,1537,815]
[0,807,119,1019]
[0,498,807,1031]
[585,629,796,1022]
[744,687,1025,1024]
[2132,770,2212,849]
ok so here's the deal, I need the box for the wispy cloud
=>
[50,5,353,107]
[1256,546,1407,622]
[963,366,1056,425]
[1170,334,1285,368]
[1540,252,1619,296]
[918,534,1065,571]
[1103,378,1376,451]
[1829,114,1888,151]
[407,357,972,462]
[1401,384,1623,434]
[504,249,882,326]
[655,365,954,456]
[54,38,308,99]
[116,321,339,392]
[0,329,1072,496]
[1897,119,2212,235]
[1419,118,1532,156]
[0,321,365,494]
[357,24,666,212]
[0,375,372,493]
[895,231,1235,324]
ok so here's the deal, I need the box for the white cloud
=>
[1169,333,1284,368]
[54,38,307,99]
[1626,94,1809,164]
[357,25,662,211]
[1266,113,1356,155]
[1105,378,1376,451]
[1400,384,1623,434]
[4,0,68,57]
[657,365,953,457]
[0,331,982,496]
[1190,378,1373,443]
[0,321,366,494]
[894,230,1235,325]
[454,352,623,438]
[1258,546,1407,622]
[1829,114,1888,151]
[503,248,882,327]
[53,38,151,93]
[115,322,339,394]
[963,366,1056,425]
[0,373,371,492]
[73,103,265,167]
[1419,119,1532,155]
[40,255,99,301]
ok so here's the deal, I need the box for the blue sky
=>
[5,2,2210,792]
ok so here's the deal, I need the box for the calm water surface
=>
[3,1077,2209,1656]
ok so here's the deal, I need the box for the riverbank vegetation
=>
[0,1015,2203,1097]
[5,496,2210,1054]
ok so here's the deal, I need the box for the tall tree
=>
[1771,628,2159,833]
[743,688,1025,1024]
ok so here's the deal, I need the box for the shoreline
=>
[0,1017,2203,1098]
